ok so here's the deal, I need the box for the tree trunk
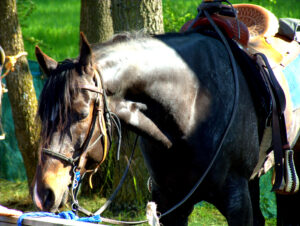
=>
[0,0,40,187]
[110,132,151,212]
[109,0,164,211]
[80,0,114,44]
[79,0,115,198]
[111,0,164,34]
[79,0,164,212]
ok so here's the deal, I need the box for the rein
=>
[79,1,241,225]
[154,2,240,221]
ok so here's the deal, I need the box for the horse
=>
[31,30,300,226]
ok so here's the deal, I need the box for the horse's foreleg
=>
[151,185,194,226]
[214,174,253,226]
[249,177,265,226]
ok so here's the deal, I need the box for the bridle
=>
[41,67,113,207]
[42,68,110,166]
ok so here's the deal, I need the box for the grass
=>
[0,179,277,225]
[20,0,80,61]
[0,180,222,225]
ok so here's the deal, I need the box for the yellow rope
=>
[1,52,27,79]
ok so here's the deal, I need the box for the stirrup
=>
[272,149,299,194]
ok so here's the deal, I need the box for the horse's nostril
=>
[43,188,55,211]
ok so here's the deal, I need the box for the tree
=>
[0,0,40,186]
[108,1,164,210]
[111,0,164,34]
[80,0,113,44]
[79,0,164,211]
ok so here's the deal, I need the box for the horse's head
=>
[31,33,109,212]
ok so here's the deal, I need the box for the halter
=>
[42,68,111,184]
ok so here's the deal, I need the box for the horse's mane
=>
[91,31,151,58]
[38,59,79,145]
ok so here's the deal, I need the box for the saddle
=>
[234,4,300,67]
[180,14,250,47]
[236,4,300,194]
[181,2,300,194]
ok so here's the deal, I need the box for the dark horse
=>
[32,31,300,225]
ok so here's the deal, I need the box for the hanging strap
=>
[254,53,289,191]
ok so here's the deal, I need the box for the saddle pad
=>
[283,56,300,111]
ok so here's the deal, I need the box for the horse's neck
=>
[96,39,203,136]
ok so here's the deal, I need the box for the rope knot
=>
[2,52,27,78]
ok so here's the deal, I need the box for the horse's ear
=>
[35,46,58,77]
[79,32,93,67]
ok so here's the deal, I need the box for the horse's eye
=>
[78,111,89,121]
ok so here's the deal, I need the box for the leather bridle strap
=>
[42,148,79,166]
[78,69,110,188]
[78,84,103,95]
[41,93,99,169]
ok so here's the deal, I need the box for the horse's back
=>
[156,32,236,81]
[154,31,261,178]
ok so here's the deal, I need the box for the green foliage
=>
[163,0,300,32]
[260,170,277,218]
[18,0,300,60]
[189,203,227,225]
[18,0,80,61]
[0,179,33,211]
[163,0,198,32]
[17,0,36,28]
